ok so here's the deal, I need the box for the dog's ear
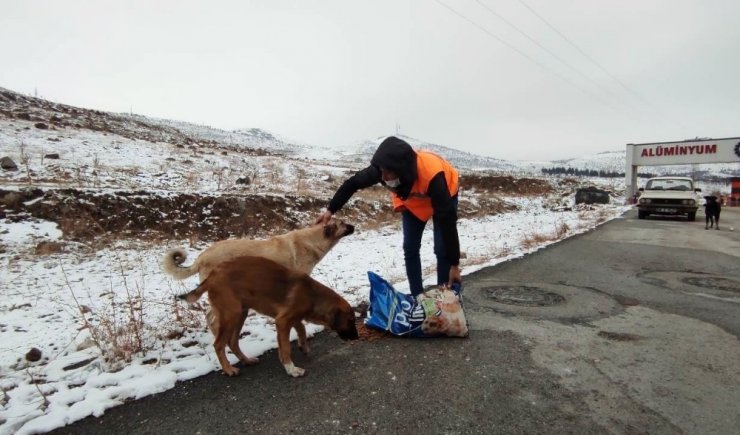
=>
[323,223,337,238]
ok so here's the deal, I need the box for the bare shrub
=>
[184,172,199,189]
[295,167,307,195]
[595,208,611,224]
[26,368,50,410]
[61,259,147,365]
[92,153,100,171]
[264,160,283,186]
[522,222,572,249]
[19,141,32,183]
[60,256,209,369]
[554,221,570,239]
[166,288,206,337]
[462,255,490,267]
[96,313,145,364]
[240,160,259,187]
[213,167,226,190]
[498,244,514,258]
[75,167,85,186]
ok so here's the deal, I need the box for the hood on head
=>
[370,136,417,200]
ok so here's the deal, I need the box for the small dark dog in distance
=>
[704,195,721,230]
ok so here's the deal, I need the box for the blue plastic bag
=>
[364,272,468,337]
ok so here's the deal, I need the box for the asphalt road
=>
[53,207,740,434]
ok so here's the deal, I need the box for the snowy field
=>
[0,91,637,433]
[0,195,630,434]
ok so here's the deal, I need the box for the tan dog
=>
[162,219,355,281]
[178,255,358,377]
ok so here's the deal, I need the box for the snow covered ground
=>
[0,90,635,433]
[0,195,630,434]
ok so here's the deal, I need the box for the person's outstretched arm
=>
[314,165,382,224]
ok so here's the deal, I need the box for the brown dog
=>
[162,219,355,281]
[178,255,358,377]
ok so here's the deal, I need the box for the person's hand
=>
[314,209,333,226]
[448,265,462,287]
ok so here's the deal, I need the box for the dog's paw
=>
[222,365,240,377]
[284,363,306,377]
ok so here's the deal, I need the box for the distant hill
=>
[338,134,523,172]
[0,87,330,158]
[1,86,736,179]
[340,136,739,180]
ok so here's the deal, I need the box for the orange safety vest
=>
[391,150,459,222]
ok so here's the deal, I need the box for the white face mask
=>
[385,178,401,188]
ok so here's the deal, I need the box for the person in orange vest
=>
[314,136,461,296]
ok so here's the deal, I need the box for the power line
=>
[517,0,656,110]
[432,0,626,114]
[475,0,622,102]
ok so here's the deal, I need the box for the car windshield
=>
[645,179,693,191]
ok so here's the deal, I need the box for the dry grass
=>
[595,208,611,224]
[62,261,146,364]
[59,257,205,369]
[213,167,226,190]
[520,232,555,250]
[554,221,570,239]
[294,167,308,196]
[520,221,572,251]
[57,211,110,250]
[19,141,32,184]
[34,241,64,255]
[462,255,491,267]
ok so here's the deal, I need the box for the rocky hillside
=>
[0,87,311,157]
[0,85,628,253]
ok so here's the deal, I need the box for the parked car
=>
[575,186,610,205]
[637,176,701,221]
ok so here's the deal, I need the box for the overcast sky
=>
[2,0,739,161]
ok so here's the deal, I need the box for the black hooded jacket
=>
[327,136,460,266]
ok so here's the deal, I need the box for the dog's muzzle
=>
[339,326,359,341]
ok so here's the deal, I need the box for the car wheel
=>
[638,210,647,219]
[687,212,696,221]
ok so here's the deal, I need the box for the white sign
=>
[630,137,740,166]
[625,136,740,197]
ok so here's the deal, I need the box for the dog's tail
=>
[162,247,199,280]
[177,281,209,304]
